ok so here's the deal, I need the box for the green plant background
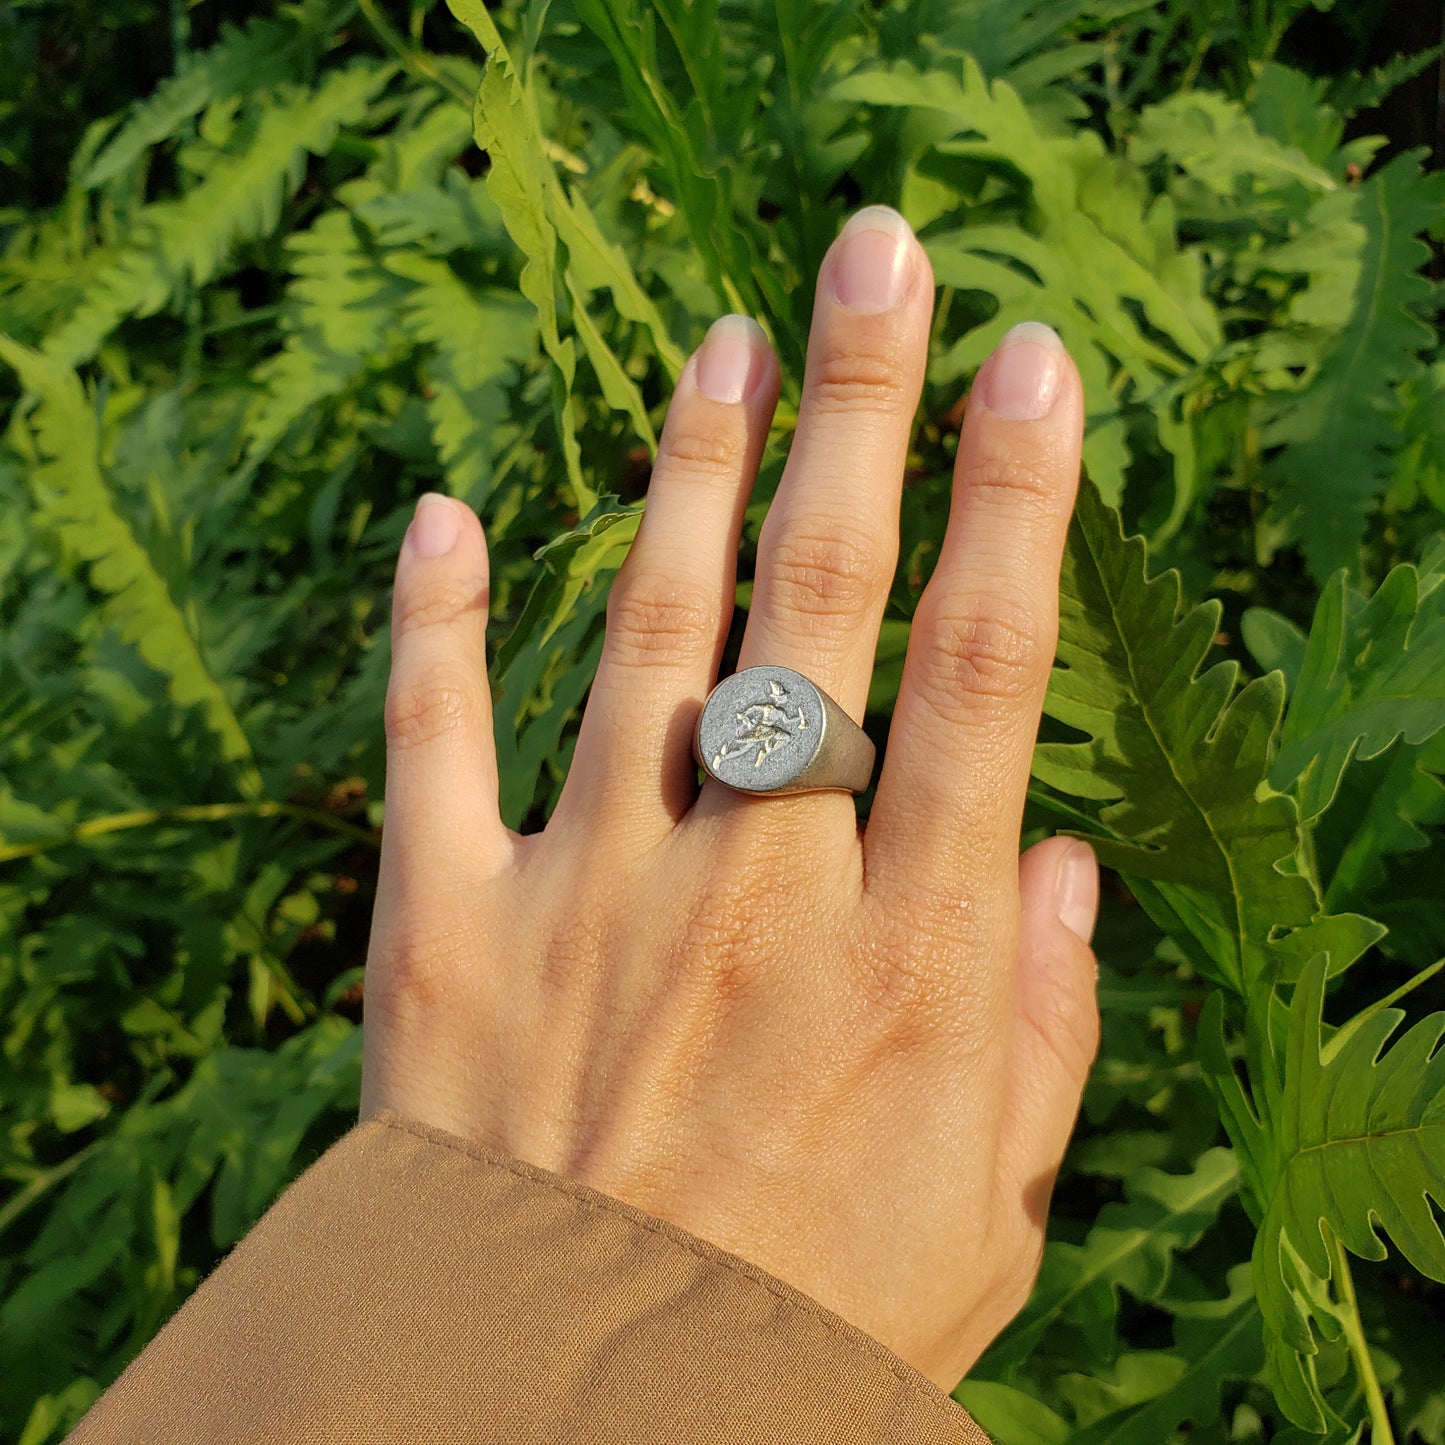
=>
[2,0,1443,1440]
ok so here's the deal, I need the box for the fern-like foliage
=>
[43,63,394,368]
[1132,90,1337,197]
[446,0,692,509]
[979,1147,1240,1371]
[1260,153,1445,581]
[388,251,536,505]
[78,1,339,189]
[1267,553,1445,820]
[1034,480,1375,992]
[242,206,414,463]
[5,2,1444,1439]
[1203,953,1445,1429]
[0,1019,360,1421]
[829,56,1220,533]
[0,338,261,798]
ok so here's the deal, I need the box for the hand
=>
[359,204,1099,1395]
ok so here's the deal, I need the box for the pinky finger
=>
[991,837,1099,1239]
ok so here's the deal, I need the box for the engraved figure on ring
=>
[711,679,810,770]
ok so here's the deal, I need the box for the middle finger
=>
[733,206,934,725]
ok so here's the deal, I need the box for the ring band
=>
[693,666,876,796]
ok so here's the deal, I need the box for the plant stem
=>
[1321,955,1445,1067]
[0,1143,96,1239]
[1363,955,1445,1018]
[0,801,378,865]
[1325,1223,1396,1444]
[355,0,475,108]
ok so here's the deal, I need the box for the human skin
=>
[358,203,1101,1396]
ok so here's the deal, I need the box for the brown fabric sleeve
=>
[65,1109,991,1443]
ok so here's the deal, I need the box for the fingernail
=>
[695,314,770,403]
[1054,841,1099,945]
[832,205,915,313]
[406,494,462,557]
[976,322,1065,419]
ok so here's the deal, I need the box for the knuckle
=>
[960,451,1056,515]
[853,933,954,1024]
[366,917,469,1023]
[850,899,991,1036]
[384,662,479,752]
[764,525,890,619]
[393,576,488,637]
[914,595,1047,715]
[807,349,911,416]
[605,569,714,667]
[658,418,745,484]
[672,885,771,1008]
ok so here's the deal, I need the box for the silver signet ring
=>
[693,665,876,796]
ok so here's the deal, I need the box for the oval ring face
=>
[696,666,826,793]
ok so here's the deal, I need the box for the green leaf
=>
[242,206,414,463]
[1241,605,1309,694]
[79,3,336,189]
[1328,45,1445,119]
[0,338,262,797]
[43,62,394,368]
[1036,479,1337,992]
[386,251,537,506]
[48,1082,111,1135]
[569,0,765,323]
[952,1382,1071,1445]
[445,0,593,512]
[566,274,657,454]
[1270,557,1445,820]
[553,185,688,381]
[1070,1279,1265,1444]
[1254,952,1445,1419]
[495,501,643,672]
[833,55,1220,516]
[1262,154,1445,579]
[489,501,641,826]
[1318,742,1445,914]
[1130,90,1336,199]
[980,1147,1239,1370]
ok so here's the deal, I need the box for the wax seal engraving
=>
[711,678,810,771]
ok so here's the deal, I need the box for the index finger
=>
[864,323,1084,908]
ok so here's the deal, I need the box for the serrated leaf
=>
[1035,479,1355,992]
[445,0,593,512]
[1254,952,1445,1421]
[1130,90,1336,199]
[1328,45,1445,118]
[835,55,1219,516]
[243,206,414,462]
[489,501,641,827]
[979,1147,1238,1370]
[1070,1281,1265,1445]
[495,500,642,675]
[1270,559,1445,819]
[0,338,261,797]
[43,63,394,368]
[1262,154,1445,579]
[1319,743,1445,912]
[386,250,536,505]
[80,3,334,188]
